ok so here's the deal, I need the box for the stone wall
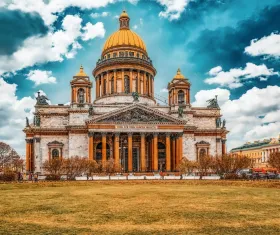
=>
[68,133,88,157]
[193,117,216,129]
[183,134,196,161]
[69,113,89,125]
[40,116,68,128]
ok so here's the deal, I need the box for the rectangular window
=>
[107,54,111,59]
[129,52,134,57]
[113,53,117,58]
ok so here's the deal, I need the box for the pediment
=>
[173,79,190,86]
[71,77,90,84]
[87,103,186,124]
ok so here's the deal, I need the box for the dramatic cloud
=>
[157,0,191,20]
[205,63,278,89]
[82,22,106,41]
[0,15,105,75]
[0,77,36,155]
[27,70,57,86]
[245,32,280,58]
[0,9,48,55]
[6,0,138,25]
[193,85,280,150]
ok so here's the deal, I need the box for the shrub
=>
[0,171,16,181]
[223,173,239,180]
[45,174,61,181]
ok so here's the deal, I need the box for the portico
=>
[88,131,183,172]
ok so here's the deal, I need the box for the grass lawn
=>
[0,181,280,235]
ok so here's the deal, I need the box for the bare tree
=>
[214,154,252,175]
[268,152,280,171]
[43,159,63,175]
[178,158,198,175]
[62,156,88,180]
[197,155,215,180]
[0,142,21,171]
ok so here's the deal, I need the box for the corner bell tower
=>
[70,65,92,105]
[167,68,191,107]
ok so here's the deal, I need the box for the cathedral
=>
[24,11,228,173]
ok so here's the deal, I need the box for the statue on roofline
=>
[36,91,49,105]
[222,119,226,128]
[132,92,139,102]
[216,117,222,128]
[207,95,220,109]
[26,117,30,127]
[89,105,94,116]
[178,106,184,118]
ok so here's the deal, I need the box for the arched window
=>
[124,75,130,93]
[111,78,114,94]
[78,88,85,103]
[52,149,59,159]
[178,90,185,104]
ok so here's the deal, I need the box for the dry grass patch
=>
[0,181,279,234]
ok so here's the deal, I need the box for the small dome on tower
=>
[75,65,88,77]
[120,10,129,18]
[174,68,186,79]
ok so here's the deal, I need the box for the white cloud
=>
[91,12,110,18]
[160,88,169,93]
[0,15,105,75]
[193,86,280,150]
[245,32,280,58]
[27,70,57,86]
[0,77,36,155]
[205,63,278,89]
[6,0,137,26]
[157,0,191,21]
[82,22,106,41]
[192,88,230,107]
[209,66,222,76]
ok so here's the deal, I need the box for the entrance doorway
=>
[121,147,140,172]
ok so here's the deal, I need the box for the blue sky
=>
[0,0,280,155]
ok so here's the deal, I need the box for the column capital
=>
[114,132,120,137]
[153,132,159,137]
[128,132,133,137]
[177,132,183,137]
[88,132,95,137]
[34,137,41,143]
[222,139,227,144]
[25,139,33,143]
[101,132,107,137]
[140,132,146,137]
[165,133,171,137]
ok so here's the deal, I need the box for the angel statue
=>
[36,91,49,105]
[207,95,220,109]
[178,106,184,118]
[132,92,139,102]
[222,119,226,128]
[26,117,30,127]
[88,105,94,116]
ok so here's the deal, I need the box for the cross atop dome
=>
[119,10,130,29]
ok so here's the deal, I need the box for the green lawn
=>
[0,181,280,235]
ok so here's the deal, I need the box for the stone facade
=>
[23,10,228,173]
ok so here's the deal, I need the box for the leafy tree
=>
[268,152,280,171]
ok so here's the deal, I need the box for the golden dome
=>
[102,11,147,55]
[120,10,129,18]
[75,65,88,77]
[174,68,186,79]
